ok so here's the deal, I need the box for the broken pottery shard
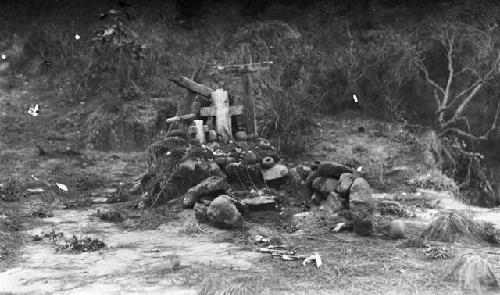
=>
[332,222,346,233]
[316,162,353,179]
[55,183,68,192]
[26,188,45,194]
[303,253,322,268]
[262,164,288,181]
[261,156,275,169]
[241,195,276,211]
[206,195,242,228]
[182,176,228,209]
[338,173,354,196]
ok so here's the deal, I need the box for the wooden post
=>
[241,44,257,137]
[194,120,206,144]
[200,89,243,143]
[212,89,231,142]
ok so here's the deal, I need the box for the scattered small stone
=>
[425,246,453,260]
[94,210,124,222]
[64,235,106,252]
[31,208,54,218]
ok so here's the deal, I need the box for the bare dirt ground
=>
[2,78,500,295]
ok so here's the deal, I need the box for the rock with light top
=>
[241,195,277,211]
[262,164,288,181]
[182,176,229,208]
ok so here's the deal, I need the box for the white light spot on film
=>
[1,54,6,60]
[75,34,80,40]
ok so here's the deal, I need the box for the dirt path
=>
[0,207,261,294]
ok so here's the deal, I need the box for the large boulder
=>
[182,176,229,208]
[349,177,374,236]
[317,162,353,179]
[338,173,354,196]
[207,195,242,228]
[312,177,339,195]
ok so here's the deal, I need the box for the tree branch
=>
[442,51,500,129]
[439,98,500,141]
[415,60,446,96]
[442,36,455,107]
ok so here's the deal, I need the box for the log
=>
[165,113,195,123]
[169,76,214,98]
[241,44,257,136]
[215,61,272,74]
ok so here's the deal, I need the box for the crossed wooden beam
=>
[166,48,271,142]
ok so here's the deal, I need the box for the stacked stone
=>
[298,161,375,236]
[145,138,285,228]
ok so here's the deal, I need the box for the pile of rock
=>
[140,136,288,228]
[293,161,375,236]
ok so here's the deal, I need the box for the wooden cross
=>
[215,44,272,137]
[200,89,243,142]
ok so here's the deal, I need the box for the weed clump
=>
[0,177,24,202]
[64,235,106,252]
[445,253,499,292]
[421,211,496,243]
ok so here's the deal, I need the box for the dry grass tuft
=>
[421,211,489,243]
[198,275,270,295]
[445,253,499,292]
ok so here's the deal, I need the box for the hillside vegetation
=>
[1,0,500,205]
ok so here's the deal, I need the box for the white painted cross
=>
[200,89,243,142]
